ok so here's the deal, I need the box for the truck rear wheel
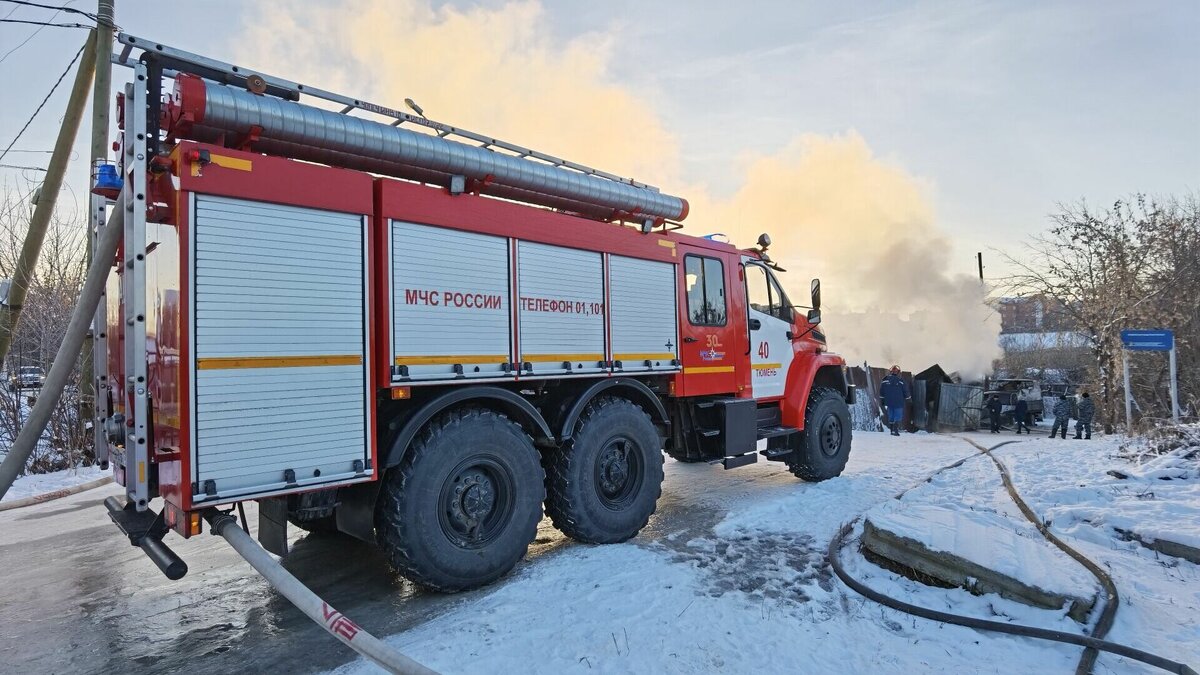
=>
[374,408,545,592]
[544,397,664,544]
[788,387,852,481]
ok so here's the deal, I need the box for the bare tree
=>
[1002,194,1200,431]
[0,181,90,473]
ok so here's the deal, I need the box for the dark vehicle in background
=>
[984,378,1043,423]
[9,365,46,392]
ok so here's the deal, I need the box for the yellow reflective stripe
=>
[210,154,253,171]
[395,355,509,365]
[752,362,782,370]
[197,355,362,370]
[190,154,253,176]
[615,353,675,361]
[685,366,735,374]
[524,353,605,362]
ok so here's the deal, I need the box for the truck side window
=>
[747,264,793,322]
[766,272,793,322]
[685,255,727,326]
[746,263,771,315]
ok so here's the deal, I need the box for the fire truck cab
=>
[98,35,854,591]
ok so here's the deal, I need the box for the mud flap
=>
[258,497,289,557]
[335,480,382,543]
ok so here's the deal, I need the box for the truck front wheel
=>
[544,397,664,544]
[374,408,545,592]
[788,387,852,481]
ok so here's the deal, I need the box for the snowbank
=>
[0,464,106,503]
[993,436,1200,670]
[864,504,1097,601]
[998,434,1200,554]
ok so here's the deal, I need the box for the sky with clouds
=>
[1,0,1197,281]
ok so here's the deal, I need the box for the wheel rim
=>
[437,457,514,549]
[819,413,843,458]
[593,436,643,510]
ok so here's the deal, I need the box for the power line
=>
[0,17,89,27]
[0,0,97,22]
[0,163,47,171]
[0,42,86,165]
[0,0,75,64]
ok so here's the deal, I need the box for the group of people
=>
[880,364,1098,441]
[986,391,1095,439]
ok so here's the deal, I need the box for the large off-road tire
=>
[374,408,545,592]
[286,489,340,534]
[788,387,852,481]
[544,397,664,544]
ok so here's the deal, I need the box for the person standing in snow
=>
[986,395,1002,433]
[1074,391,1095,439]
[1013,397,1030,434]
[879,366,910,436]
[1049,395,1072,439]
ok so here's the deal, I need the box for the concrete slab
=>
[863,505,1098,622]
[1116,527,1200,566]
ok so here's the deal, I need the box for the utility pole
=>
[976,252,984,282]
[0,30,99,365]
[82,1,115,445]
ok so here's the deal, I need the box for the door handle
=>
[683,337,698,343]
[749,318,761,330]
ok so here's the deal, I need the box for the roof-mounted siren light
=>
[404,98,426,118]
[756,232,785,271]
[92,161,123,200]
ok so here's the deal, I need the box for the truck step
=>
[756,425,798,440]
[722,453,758,470]
[756,406,782,427]
[698,427,721,438]
[104,496,188,580]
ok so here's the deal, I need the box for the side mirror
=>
[810,278,821,310]
[806,309,821,325]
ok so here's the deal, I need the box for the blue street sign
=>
[1121,329,1174,351]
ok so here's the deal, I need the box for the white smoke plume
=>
[234,0,1001,377]
[694,134,1002,378]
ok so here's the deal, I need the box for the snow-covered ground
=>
[0,463,106,502]
[994,433,1200,667]
[329,430,1200,675]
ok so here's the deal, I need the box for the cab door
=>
[677,249,739,396]
[743,260,794,400]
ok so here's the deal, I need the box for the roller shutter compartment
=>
[517,242,606,375]
[609,255,679,372]
[190,195,371,503]
[391,221,512,382]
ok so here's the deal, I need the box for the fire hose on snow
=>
[826,439,1198,675]
[205,510,438,675]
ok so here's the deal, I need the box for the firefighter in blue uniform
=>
[880,366,910,436]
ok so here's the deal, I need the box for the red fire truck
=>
[99,36,855,591]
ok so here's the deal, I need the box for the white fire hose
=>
[205,511,438,675]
